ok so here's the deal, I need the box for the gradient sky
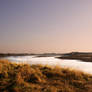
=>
[0,0,92,53]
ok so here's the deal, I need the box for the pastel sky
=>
[0,0,92,53]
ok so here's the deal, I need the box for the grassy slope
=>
[0,60,92,92]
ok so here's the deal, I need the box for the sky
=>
[0,0,92,53]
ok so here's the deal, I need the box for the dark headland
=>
[57,52,92,62]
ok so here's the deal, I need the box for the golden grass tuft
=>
[0,60,92,92]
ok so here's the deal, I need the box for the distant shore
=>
[0,53,62,58]
[57,52,92,62]
[1,52,92,62]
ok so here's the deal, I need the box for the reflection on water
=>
[2,56,92,74]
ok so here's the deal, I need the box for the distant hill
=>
[57,52,92,62]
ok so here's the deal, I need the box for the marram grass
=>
[0,60,92,92]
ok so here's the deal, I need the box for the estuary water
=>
[2,55,92,74]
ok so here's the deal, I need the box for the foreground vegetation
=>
[0,60,92,92]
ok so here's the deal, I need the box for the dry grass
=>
[0,60,92,92]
